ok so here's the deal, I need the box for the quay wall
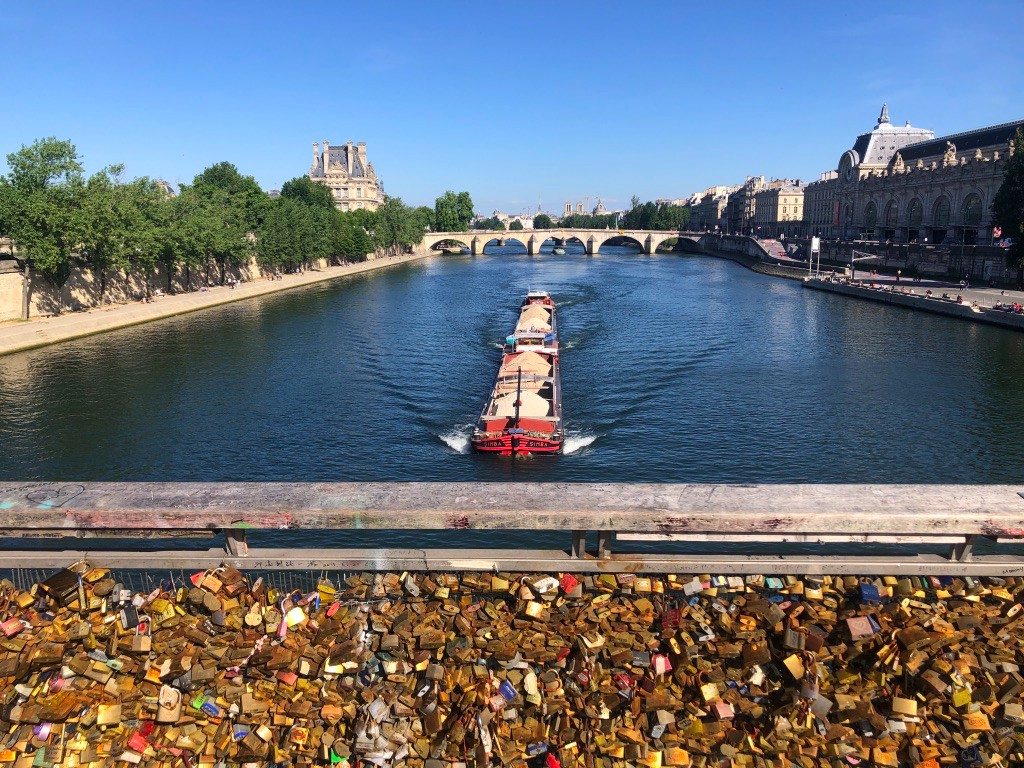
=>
[0,255,327,322]
[803,280,1024,331]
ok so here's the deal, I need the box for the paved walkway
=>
[0,253,431,356]
[830,271,1024,310]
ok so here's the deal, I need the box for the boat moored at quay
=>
[471,291,564,456]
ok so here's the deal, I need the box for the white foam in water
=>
[440,426,472,454]
[563,433,598,454]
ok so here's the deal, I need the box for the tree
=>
[475,216,505,230]
[509,219,524,231]
[373,196,426,257]
[280,176,336,211]
[0,137,86,312]
[533,213,554,229]
[993,129,1024,284]
[193,161,268,231]
[434,190,474,231]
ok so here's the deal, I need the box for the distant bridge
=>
[422,228,704,255]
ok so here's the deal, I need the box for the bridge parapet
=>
[1,482,1022,575]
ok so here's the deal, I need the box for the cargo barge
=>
[470,291,564,456]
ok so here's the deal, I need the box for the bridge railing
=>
[1,482,1023,575]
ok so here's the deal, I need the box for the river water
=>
[2,244,1024,487]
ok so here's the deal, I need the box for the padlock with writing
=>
[131,615,151,653]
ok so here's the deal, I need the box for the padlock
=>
[131,615,152,653]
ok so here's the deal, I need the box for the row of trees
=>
[475,199,691,233]
[0,138,461,312]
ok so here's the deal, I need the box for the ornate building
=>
[827,106,1023,245]
[309,140,383,212]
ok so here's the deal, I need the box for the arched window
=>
[962,193,982,226]
[908,199,923,228]
[933,197,950,227]
[865,201,877,228]
[884,200,898,227]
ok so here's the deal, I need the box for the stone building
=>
[689,185,738,231]
[752,182,806,238]
[309,140,383,212]
[826,106,1023,245]
[725,176,767,234]
[803,171,838,238]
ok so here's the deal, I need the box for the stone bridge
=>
[421,229,704,255]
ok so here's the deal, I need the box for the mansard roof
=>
[897,119,1024,163]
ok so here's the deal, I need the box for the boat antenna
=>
[514,367,522,427]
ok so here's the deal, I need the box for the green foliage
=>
[533,213,555,229]
[993,129,1024,271]
[193,161,267,231]
[509,219,524,231]
[475,216,505,230]
[621,200,690,230]
[434,190,474,231]
[0,135,460,309]
[280,176,336,211]
[373,196,428,257]
[560,213,615,229]
[0,138,85,299]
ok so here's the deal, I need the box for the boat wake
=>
[439,426,473,454]
[563,432,598,455]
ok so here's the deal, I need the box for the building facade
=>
[752,182,806,238]
[309,141,383,212]
[803,171,838,238]
[827,106,1022,245]
[725,176,767,234]
[689,185,738,231]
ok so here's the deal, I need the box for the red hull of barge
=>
[471,434,562,457]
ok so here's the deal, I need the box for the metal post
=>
[597,531,613,559]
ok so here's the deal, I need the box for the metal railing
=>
[0,482,1022,575]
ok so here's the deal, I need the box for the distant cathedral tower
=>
[309,140,383,212]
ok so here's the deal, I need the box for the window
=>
[933,197,950,227]
[343,188,349,198]
[357,187,362,198]
[865,201,877,229]
[357,202,363,209]
[884,201,898,228]
[908,199,923,228]
[962,194,982,226]
[342,202,349,211]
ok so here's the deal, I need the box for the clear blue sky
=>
[3,1,1021,215]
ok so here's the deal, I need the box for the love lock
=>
[131,614,152,653]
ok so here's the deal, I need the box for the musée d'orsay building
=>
[804,105,1023,245]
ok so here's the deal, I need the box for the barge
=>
[470,291,564,456]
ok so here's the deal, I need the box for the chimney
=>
[312,142,319,170]
[347,141,353,174]
[323,141,330,169]
[357,142,367,169]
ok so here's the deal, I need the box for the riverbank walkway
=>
[0,252,430,356]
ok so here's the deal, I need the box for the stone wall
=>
[0,270,23,322]
[0,256,335,321]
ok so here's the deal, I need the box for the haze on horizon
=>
[3,1,1021,215]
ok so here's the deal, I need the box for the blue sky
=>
[3,1,1021,215]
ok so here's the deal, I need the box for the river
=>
[2,245,1024,487]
